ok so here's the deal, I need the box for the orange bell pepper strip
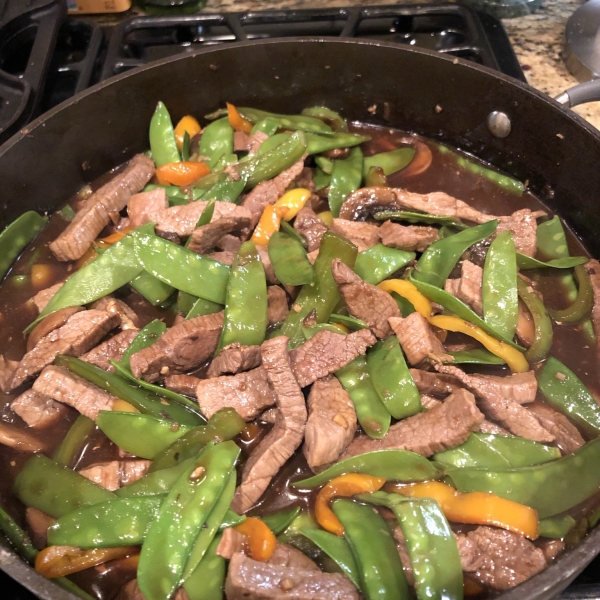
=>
[395,481,539,540]
[95,226,133,249]
[226,103,253,134]
[234,517,277,562]
[174,115,202,152]
[315,473,386,536]
[35,545,138,578]
[156,161,211,187]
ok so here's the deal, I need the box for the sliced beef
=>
[342,388,483,458]
[0,355,18,393]
[337,187,399,221]
[81,329,139,372]
[249,130,269,154]
[539,539,565,562]
[293,207,328,252]
[331,258,400,338]
[216,233,243,253]
[444,260,483,315]
[50,154,155,261]
[303,376,357,470]
[11,389,69,428]
[187,215,252,255]
[260,407,279,423]
[378,220,439,252]
[393,527,415,586]
[478,420,511,436]
[234,131,251,152]
[296,167,317,193]
[130,311,224,382]
[420,394,442,410]
[516,299,536,347]
[27,307,85,352]
[456,526,546,591]
[33,365,116,420]
[257,246,278,284]
[527,403,585,453]
[127,188,169,228]
[330,219,379,252]
[10,310,120,390]
[207,250,236,266]
[389,313,445,366]
[78,460,152,491]
[91,297,140,330]
[30,282,63,312]
[196,366,276,421]
[206,344,262,378]
[585,259,600,357]
[289,329,377,388]
[268,286,289,325]
[495,209,545,257]
[410,368,463,397]
[26,508,55,549]
[164,374,201,396]
[231,336,306,513]
[0,422,46,453]
[217,527,247,558]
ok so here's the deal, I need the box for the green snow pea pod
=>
[313,166,331,191]
[315,155,333,174]
[433,432,561,470]
[360,491,463,600]
[364,166,388,187]
[482,231,518,340]
[187,297,223,319]
[256,132,290,156]
[547,264,593,324]
[0,505,38,563]
[52,415,95,468]
[116,457,196,498]
[302,324,347,339]
[538,515,576,539]
[192,171,228,191]
[203,177,246,204]
[293,449,439,488]
[367,337,421,420]
[517,276,553,363]
[119,320,167,370]
[198,117,234,169]
[538,356,600,435]
[354,244,415,285]
[516,254,587,269]
[328,147,363,217]
[329,313,368,330]
[301,106,348,131]
[374,210,466,228]
[178,291,198,315]
[149,101,180,167]
[144,184,205,204]
[221,510,246,529]
[332,499,409,600]
[183,534,225,600]
[280,219,308,248]
[213,153,238,170]
[181,131,191,161]
[137,441,240,600]
[336,356,390,440]
[0,211,47,282]
[130,270,175,307]
[251,117,280,136]
[363,147,415,177]
[14,454,114,518]
[262,506,301,535]
[305,131,370,155]
[445,349,505,365]
[268,231,314,286]
[413,220,498,288]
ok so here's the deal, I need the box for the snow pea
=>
[332,499,409,600]
[301,106,348,131]
[0,505,37,563]
[144,184,205,204]
[365,165,387,187]
[363,147,415,177]
[483,230,518,340]
[262,506,301,535]
[117,457,196,498]
[130,271,174,306]
[538,356,600,435]
[517,276,553,363]
[329,313,368,331]
[280,231,358,348]
[137,441,240,600]
[374,210,467,229]
[433,432,561,470]
[183,534,225,600]
[314,166,331,190]
[149,101,180,167]
[448,437,600,518]
[328,147,363,217]
[14,454,114,518]
[251,117,280,136]
[0,211,47,282]
[293,449,440,488]
[305,131,369,155]
[315,155,333,174]
[361,491,463,600]
[367,337,421,420]
[181,131,191,161]
[538,515,576,539]
[198,117,234,169]
[119,320,167,370]
[517,254,587,270]
[413,220,498,288]
[280,219,307,248]
[547,264,593,323]
[52,415,95,468]
[214,152,238,170]
[255,132,289,156]
[203,177,246,204]
[187,297,223,319]
[302,324,347,339]
[354,244,415,285]
[336,356,391,440]
[445,349,505,365]
[268,231,314,286]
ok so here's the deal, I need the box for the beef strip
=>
[216,233,243,253]
[293,207,328,252]
[10,310,120,390]
[378,220,439,252]
[81,329,139,372]
[26,508,55,549]
[341,388,484,458]
[303,376,357,470]
[258,246,278,284]
[331,258,400,338]
[206,250,235,266]
[585,259,600,357]
[389,313,445,366]
[296,167,317,193]
[164,374,201,396]
[234,131,251,152]
[392,527,415,586]
[409,368,463,397]
[231,336,307,513]
[420,394,442,410]
[196,366,276,421]
[0,355,18,393]
[31,282,63,312]
[495,209,545,257]
[27,307,85,352]
[187,215,252,255]
[539,539,565,562]
[11,390,69,428]
[50,154,155,261]
[78,460,152,491]
[127,188,169,228]
[130,311,223,382]
[330,219,379,252]
[260,407,279,423]
[217,527,247,558]
[527,403,585,453]
[268,286,289,325]
[91,297,140,330]
[444,260,483,315]
[249,130,269,154]
[516,299,536,347]
[289,329,377,388]
[206,343,262,378]
[478,420,511,435]
[33,365,116,420]
[456,526,547,591]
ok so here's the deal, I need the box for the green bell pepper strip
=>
[538,356,600,435]
[301,106,348,131]
[328,147,363,217]
[293,449,440,488]
[132,228,230,304]
[332,499,409,600]
[119,319,167,370]
[445,349,505,365]
[305,131,370,155]
[363,147,415,177]
[360,491,463,600]
[218,241,267,350]
[203,177,246,204]
[280,231,358,348]
[187,297,223,319]
[354,244,415,285]
[14,454,114,518]
[268,231,314,287]
[117,457,196,498]
[149,101,180,167]
[516,276,553,363]
[336,356,391,440]
[329,313,368,331]
[547,264,593,323]
[52,415,95,468]
[251,117,280,136]
[280,219,308,248]
[137,441,240,600]
[367,337,421,420]
[183,534,225,600]
[482,230,518,340]
[447,437,600,519]
[130,270,175,307]
[432,432,561,470]
[315,155,333,174]
[516,254,587,270]
[313,166,331,190]
[0,211,47,282]
[413,220,498,288]
[299,527,360,589]
[262,506,301,535]
[374,210,466,229]
[0,506,38,563]
[538,515,576,539]
[198,117,234,169]
[364,166,388,187]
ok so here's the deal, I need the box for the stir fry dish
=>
[0,101,600,600]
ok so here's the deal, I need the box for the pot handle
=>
[555,80,600,108]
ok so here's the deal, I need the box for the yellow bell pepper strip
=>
[226,102,253,134]
[395,481,539,539]
[174,115,201,152]
[156,161,211,187]
[378,279,432,318]
[234,517,277,562]
[315,473,386,536]
[274,188,312,220]
[35,545,137,578]
[318,210,333,226]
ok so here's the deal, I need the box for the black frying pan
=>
[1,38,600,600]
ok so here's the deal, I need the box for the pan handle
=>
[555,80,600,108]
